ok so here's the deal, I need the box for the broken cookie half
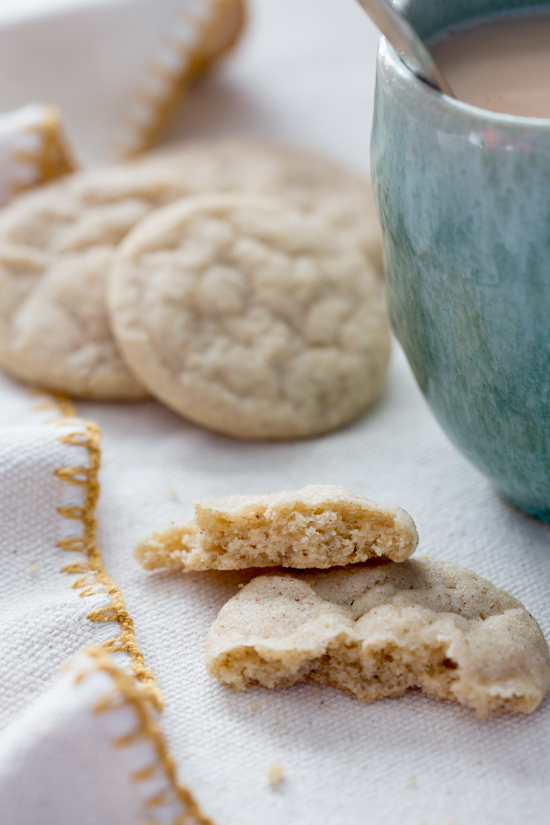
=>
[205,558,550,718]
[135,484,418,571]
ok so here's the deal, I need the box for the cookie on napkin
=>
[0,160,194,399]
[205,557,550,718]
[109,192,390,437]
[0,140,384,400]
[135,484,418,570]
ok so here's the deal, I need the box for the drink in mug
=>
[431,12,550,119]
[371,1,550,520]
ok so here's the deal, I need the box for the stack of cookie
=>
[136,483,550,718]
[0,139,390,439]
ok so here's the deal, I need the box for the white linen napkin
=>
[0,0,245,165]
[0,371,208,824]
[0,648,205,825]
[0,104,75,207]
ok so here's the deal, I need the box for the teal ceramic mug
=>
[371,0,550,521]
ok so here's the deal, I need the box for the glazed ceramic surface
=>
[372,0,550,520]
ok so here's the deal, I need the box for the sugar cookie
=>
[0,161,192,398]
[135,484,418,570]
[110,193,390,437]
[205,558,550,717]
[162,139,383,274]
[0,140,382,398]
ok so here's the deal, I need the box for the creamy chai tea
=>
[431,13,550,118]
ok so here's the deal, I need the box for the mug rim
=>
[379,36,550,133]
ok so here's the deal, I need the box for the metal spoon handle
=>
[355,0,455,97]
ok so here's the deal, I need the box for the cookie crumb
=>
[267,762,284,788]
[168,487,179,501]
[28,563,39,574]
[408,777,417,788]
[250,702,259,711]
